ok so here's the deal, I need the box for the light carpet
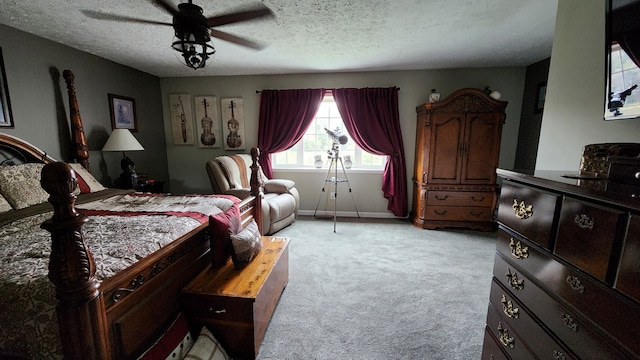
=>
[256,217,497,360]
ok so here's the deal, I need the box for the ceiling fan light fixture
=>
[172,34,215,70]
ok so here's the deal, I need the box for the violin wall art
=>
[169,93,195,145]
[221,97,246,150]
[194,95,220,148]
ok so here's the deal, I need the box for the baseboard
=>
[298,209,400,219]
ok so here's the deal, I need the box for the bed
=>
[0,70,263,360]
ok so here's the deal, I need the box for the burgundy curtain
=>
[257,89,325,178]
[333,87,408,217]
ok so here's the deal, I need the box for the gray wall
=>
[537,0,640,170]
[0,24,167,186]
[161,68,527,216]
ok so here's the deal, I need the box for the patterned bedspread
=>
[0,190,238,359]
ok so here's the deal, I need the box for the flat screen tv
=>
[606,0,640,120]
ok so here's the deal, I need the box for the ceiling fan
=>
[82,0,274,70]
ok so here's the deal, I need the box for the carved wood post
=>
[40,162,110,360]
[63,70,91,172]
[250,147,264,234]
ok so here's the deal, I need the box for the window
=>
[271,95,386,170]
[608,42,640,117]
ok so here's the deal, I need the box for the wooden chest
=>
[180,236,290,360]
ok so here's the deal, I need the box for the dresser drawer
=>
[498,182,560,249]
[488,279,576,360]
[555,197,627,281]
[485,304,536,360]
[497,228,640,357]
[425,205,492,221]
[492,252,632,359]
[617,214,640,304]
[427,190,494,207]
[481,327,510,360]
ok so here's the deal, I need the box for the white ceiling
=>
[0,0,559,78]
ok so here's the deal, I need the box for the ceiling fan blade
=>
[206,4,274,28]
[81,10,172,26]
[149,0,179,16]
[210,29,265,50]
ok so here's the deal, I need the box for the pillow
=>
[139,312,194,360]
[209,205,241,268]
[0,194,12,213]
[184,327,231,360]
[0,163,49,209]
[68,163,106,193]
[230,219,262,269]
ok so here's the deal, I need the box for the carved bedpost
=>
[63,70,91,172]
[250,147,264,234]
[40,162,110,360]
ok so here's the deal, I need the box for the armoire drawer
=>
[498,182,560,249]
[617,214,640,304]
[492,253,631,359]
[426,190,494,207]
[424,205,492,221]
[488,279,576,360]
[555,197,627,282]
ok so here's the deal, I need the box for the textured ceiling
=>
[0,0,558,77]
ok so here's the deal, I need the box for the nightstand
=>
[134,181,165,193]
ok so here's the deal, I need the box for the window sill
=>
[272,167,383,175]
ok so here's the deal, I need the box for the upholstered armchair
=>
[206,153,299,235]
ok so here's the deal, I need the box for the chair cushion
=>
[264,193,297,222]
[216,154,267,189]
[264,179,295,193]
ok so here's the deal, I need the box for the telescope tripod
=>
[313,149,360,232]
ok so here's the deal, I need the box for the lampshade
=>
[102,129,144,152]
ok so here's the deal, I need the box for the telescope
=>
[324,127,348,145]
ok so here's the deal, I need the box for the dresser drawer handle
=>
[574,214,594,230]
[434,209,447,216]
[635,172,640,179]
[497,322,515,348]
[561,313,578,332]
[435,195,449,200]
[471,195,486,202]
[566,275,585,294]
[505,268,524,290]
[512,199,533,219]
[469,211,483,217]
[501,294,519,319]
[509,238,529,259]
[210,308,227,314]
[554,350,567,360]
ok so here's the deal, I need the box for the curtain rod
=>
[256,87,399,94]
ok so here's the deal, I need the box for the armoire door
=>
[460,112,503,184]
[427,112,465,184]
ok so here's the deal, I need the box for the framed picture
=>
[194,95,220,148]
[221,98,245,150]
[108,94,137,131]
[534,82,547,113]
[0,48,14,128]
[169,93,195,145]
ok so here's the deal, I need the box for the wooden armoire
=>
[412,88,507,231]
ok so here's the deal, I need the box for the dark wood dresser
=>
[482,169,640,359]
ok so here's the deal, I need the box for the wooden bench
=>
[180,236,290,359]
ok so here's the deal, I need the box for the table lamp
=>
[102,129,144,188]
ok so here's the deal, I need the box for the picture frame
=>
[194,95,220,148]
[534,82,547,114]
[169,93,195,145]
[221,98,246,150]
[108,94,137,131]
[0,48,14,128]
